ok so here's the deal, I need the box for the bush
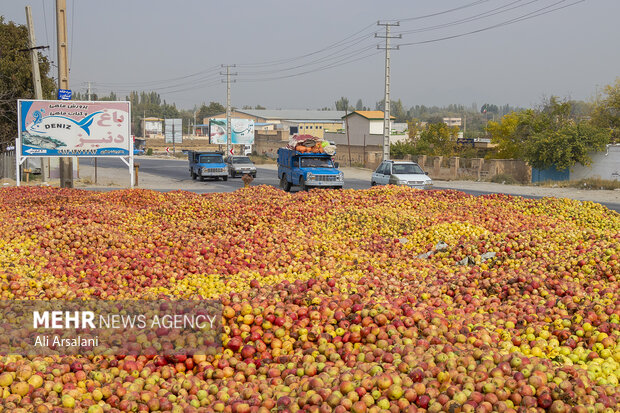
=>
[489,173,517,185]
[146,148,153,156]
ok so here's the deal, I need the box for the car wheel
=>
[280,174,291,192]
[252,173,256,178]
[371,181,376,186]
[223,176,228,182]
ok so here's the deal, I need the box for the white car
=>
[371,160,433,189]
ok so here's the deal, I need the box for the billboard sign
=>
[57,89,72,100]
[164,118,182,144]
[18,100,131,157]
[209,118,254,144]
[144,119,162,134]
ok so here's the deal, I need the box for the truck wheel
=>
[191,171,196,180]
[223,176,228,182]
[299,177,308,191]
[280,174,291,192]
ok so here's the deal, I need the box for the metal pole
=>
[172,121,176,155]
[26,6,48,183]
[226,66,231,157]
[56,0,72,188]
[376,21,401,162]
[221,65,236,156]
[345,108,352,167]
[383,26,390,162]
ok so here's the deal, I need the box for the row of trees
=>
[391,80,619,170]
[0,17,56,150]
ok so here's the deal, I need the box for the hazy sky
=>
[3,0,619,111]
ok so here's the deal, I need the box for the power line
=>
[398,0,493,22]
[91,65,221,87]
[237,49,383,83]
[236,22,378,68]
[238,42,380,77]
[398,0,583,47]
[394,0,542,36]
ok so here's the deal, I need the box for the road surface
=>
[78,157,620,212]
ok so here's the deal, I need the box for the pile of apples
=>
[0,185,618,412]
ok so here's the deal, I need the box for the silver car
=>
[371,160,433,189]
[226,156,257,178]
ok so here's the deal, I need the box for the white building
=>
[443,117,462,127]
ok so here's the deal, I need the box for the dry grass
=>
[249,155,277,165]
[535,177,620,190]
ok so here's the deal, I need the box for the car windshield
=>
[232,157,252,164]
[300,157,333,168]
[392,163,424,175]
[199,155,223,164]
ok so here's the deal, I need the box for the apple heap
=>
[0,185,618,412]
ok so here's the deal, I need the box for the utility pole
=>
[56,0,72,188]
[25,6,48,183]
[87,81,92,100]
[221,65,237,157]
[345,107,352,167]
[172,121,176,155]
[376,21,401,162]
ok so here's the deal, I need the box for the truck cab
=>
[188,151,228,181]
[277,148,344,191]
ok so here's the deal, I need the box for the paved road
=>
[79,157,368,193]
[79,157,620,212]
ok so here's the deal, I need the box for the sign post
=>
[17,99,133,188]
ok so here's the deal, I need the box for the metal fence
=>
[0,151,16,181]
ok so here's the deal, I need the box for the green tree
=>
[416,123,459,156]
[488,97,610,169]
[355,99,364,111]
[335,97,350,111]
[486,111,526,159]
[196,102,225,123]
[591,78,620,143]
[524,122,609,170]
[0,17,56,148]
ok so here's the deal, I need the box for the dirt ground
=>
[7,159,620,206]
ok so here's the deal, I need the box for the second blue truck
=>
[277,147,344,191]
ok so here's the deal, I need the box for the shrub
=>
[489,173,517,185]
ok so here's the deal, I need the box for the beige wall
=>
[407,155,531,183]
[369,120,383,135]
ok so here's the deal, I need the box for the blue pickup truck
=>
[277,147,344,191]
[188,151,228,181]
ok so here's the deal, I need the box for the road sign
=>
[165,147,170,154]
[229,148,234,155]
[57,89,72,100]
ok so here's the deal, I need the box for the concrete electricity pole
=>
[25,6,48,182]
[376,21,401,162]
[56,0,72,187]
[221,65,237,157]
